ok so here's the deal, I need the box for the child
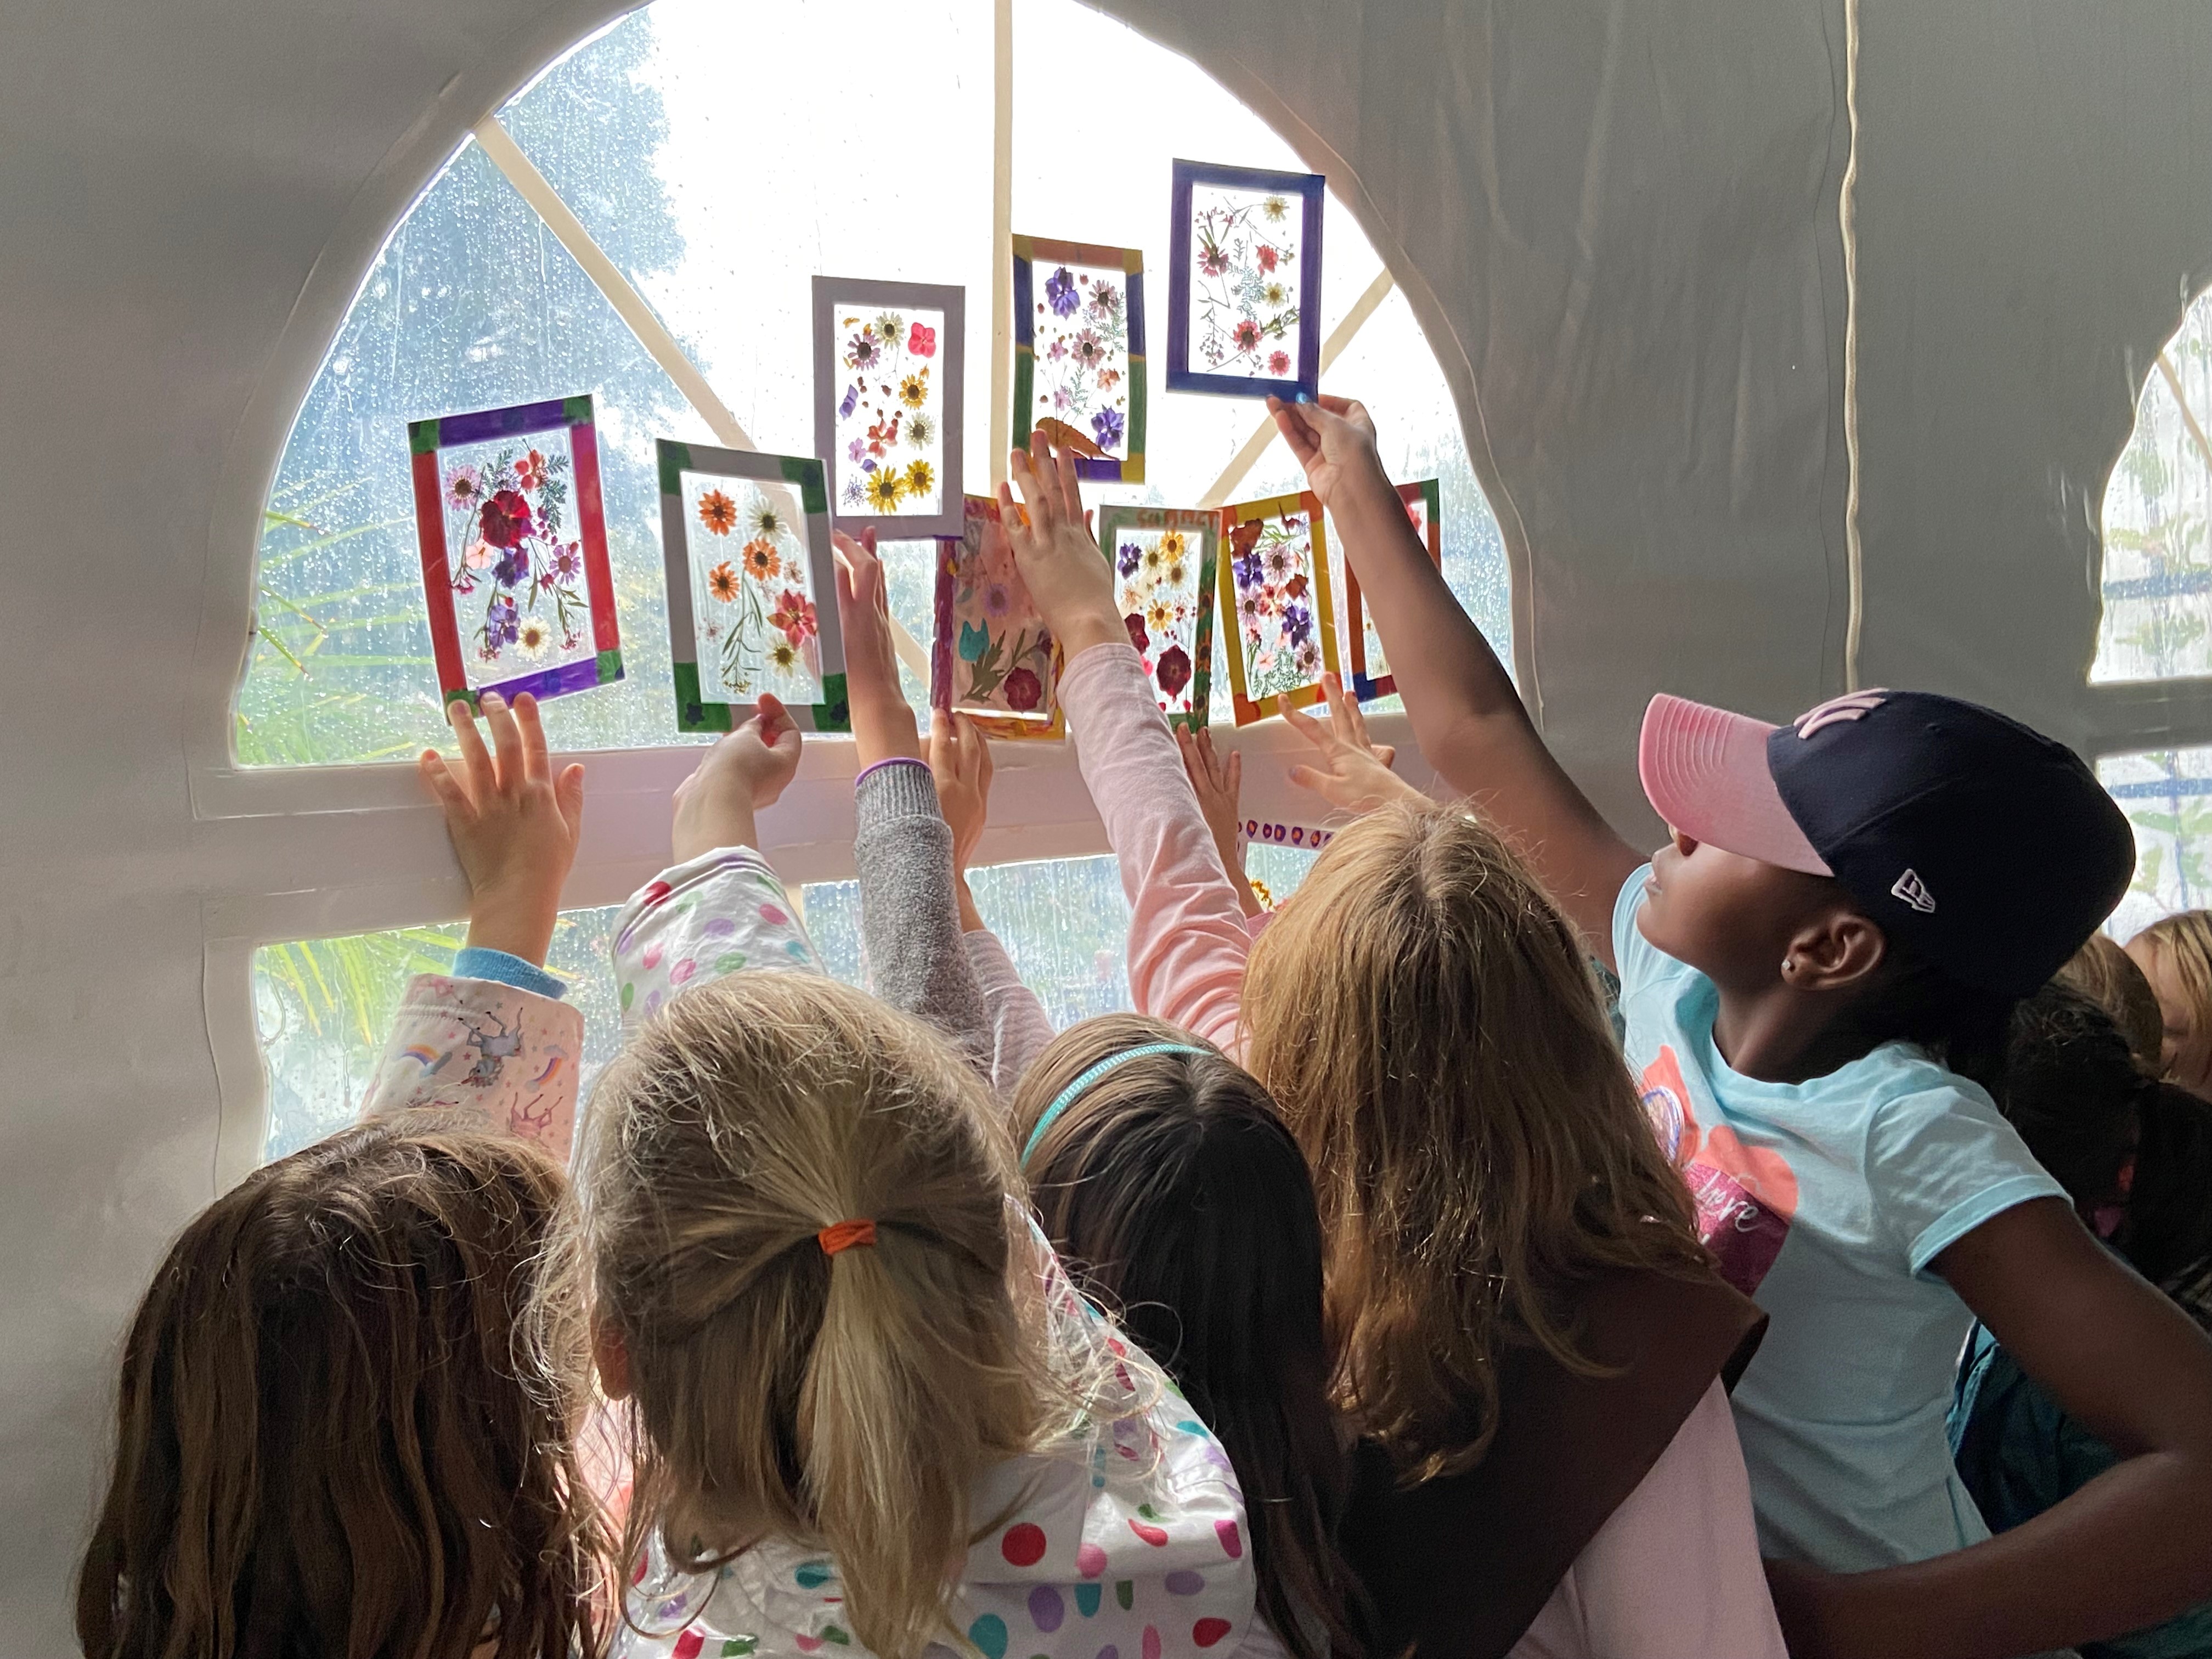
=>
[79,692,609,1659]
[998,433,1784,1659]
[1013,1018,1358,1659]
[527,539,1262,1659]
[2128,911,2212,1099]
[2060,932,2165,1074]
[1951,988,2212,1658]
[1266,391,2212,1656]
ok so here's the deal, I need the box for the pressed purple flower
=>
[1091,408,1125,453]
[848,438,866,463]
[1118,541,1143,577]
[839,383,860,420]
[1283,601,1314,646]
[487,596,520,646]
[1044,265,1080,318]
[1233,550,1263,590]
[493,546,530,589]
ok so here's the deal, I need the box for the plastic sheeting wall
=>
[1,0,2208,1648]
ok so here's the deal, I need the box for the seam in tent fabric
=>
[1841,0,1865,691]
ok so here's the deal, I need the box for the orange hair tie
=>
[817,1218,877,1256]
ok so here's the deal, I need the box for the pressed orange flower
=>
[707,561,741,603]
[697,489,738,535]
[742,538,781,582]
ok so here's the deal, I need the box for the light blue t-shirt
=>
[1613,867,2066,1572]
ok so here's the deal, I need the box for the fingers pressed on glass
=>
[511,692,551,785]
[449,697,494,783]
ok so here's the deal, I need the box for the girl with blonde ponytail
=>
[543,586,1260,1659]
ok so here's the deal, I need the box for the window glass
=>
[2100,747,2212,938]
[257,906,625,1160]
[2093,288,2212,683]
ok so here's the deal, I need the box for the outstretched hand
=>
[929,709,994,932]
[1283,673,1424,815]
[1266,393,1388,510]
[420,691,585,967]
[833,527,922,767]
[1179,725,1266,920]
[998,430,1121,658]
[671,693,804,863]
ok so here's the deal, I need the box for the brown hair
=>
[1014,1015,1359,1659]
[77,1115,603,1659]
[1242,800,1708,1481]
[546,975,1063,1659]
[2056,934,2163,1073]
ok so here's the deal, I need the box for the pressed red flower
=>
[515,448,546,491]
[909,321,938,357]
[1155,644,1193,699]
[478,488,533,549]
[1124,612,1149,653]
[1267,351,1291,376]
[1257,245,1278,273]
[1232,319,1262,353]
[1003,665,1042,712]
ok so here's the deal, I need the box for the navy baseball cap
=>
[1638,689,2135,998]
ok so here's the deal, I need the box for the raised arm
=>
[362,692,586,1156]
[1000,433,1253,1054]
[832,527,1002,1083]
[1770,1198,2212,1658]
[1270,394,1643,960]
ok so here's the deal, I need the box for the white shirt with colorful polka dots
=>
[612,845,825,1032]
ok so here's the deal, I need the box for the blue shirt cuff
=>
[452,946,568,1001]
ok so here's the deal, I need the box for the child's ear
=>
[1785,909,1887,992]
[592,1314,633,1401]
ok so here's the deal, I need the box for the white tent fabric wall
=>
[2,0,2210,1651]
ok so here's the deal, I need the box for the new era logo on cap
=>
[1794,690,1889,738]
[1890,868,1936,914]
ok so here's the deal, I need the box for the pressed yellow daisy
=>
[866,469,905,512]
[1143,543,1164,572]
[1159,529,1187,559]
[515,614,552,656]
[905,459,934,497]
[1166,561,1188,588]
[899,371,929,409]
[1147,597,1174,632]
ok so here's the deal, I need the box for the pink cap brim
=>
[1638,694,1831,876]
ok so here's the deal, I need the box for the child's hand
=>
[671,693,804,863]
[1178,725,1266,919]
[1266,393,1391,510]
[833,527,923,768]
[1283,674,1425,815]
[420,692,585,967]
[929,709,994,932]
[998,430,1122,658]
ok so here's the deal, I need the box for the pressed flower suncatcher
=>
[930,496,1063,739]
[656,441,849,733]
[814,276,966,539]
[408,396,622,709]
[1218,490,1339,725]
[1011,235,1145,482]
[1097,504,1219,729]
[1166,160,1325,400]
[1343,478,1441,701]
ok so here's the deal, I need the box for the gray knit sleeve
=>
[853,759,996,1081]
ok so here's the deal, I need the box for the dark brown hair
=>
[1999,983,2146,1221]
[77,1115,605,1659]
[1013,1015,1359,1659]
[1242,800,1709,1481]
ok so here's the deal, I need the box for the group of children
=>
[77,397,2212,1659]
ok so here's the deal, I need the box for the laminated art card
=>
[814,276,966,539]
[1218,491,1339,725]
[1098,504,1218,729]
[931,496,1063,739]
[1011,235,1145,482]
[1343,478,1442,701]
[657,440,849,733]
[408,395,622,708]
[1166,160,1325,400]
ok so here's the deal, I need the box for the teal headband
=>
[1022,1043,1210,1161]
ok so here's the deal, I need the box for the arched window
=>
[2093,289,2212,937]
[242,0,1511,1156]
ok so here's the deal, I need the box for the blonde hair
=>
[2057,933,2163,1072]
[1242,800,1708,1482]
[544,974,1057,1659]
[2134,911,2212,1028]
